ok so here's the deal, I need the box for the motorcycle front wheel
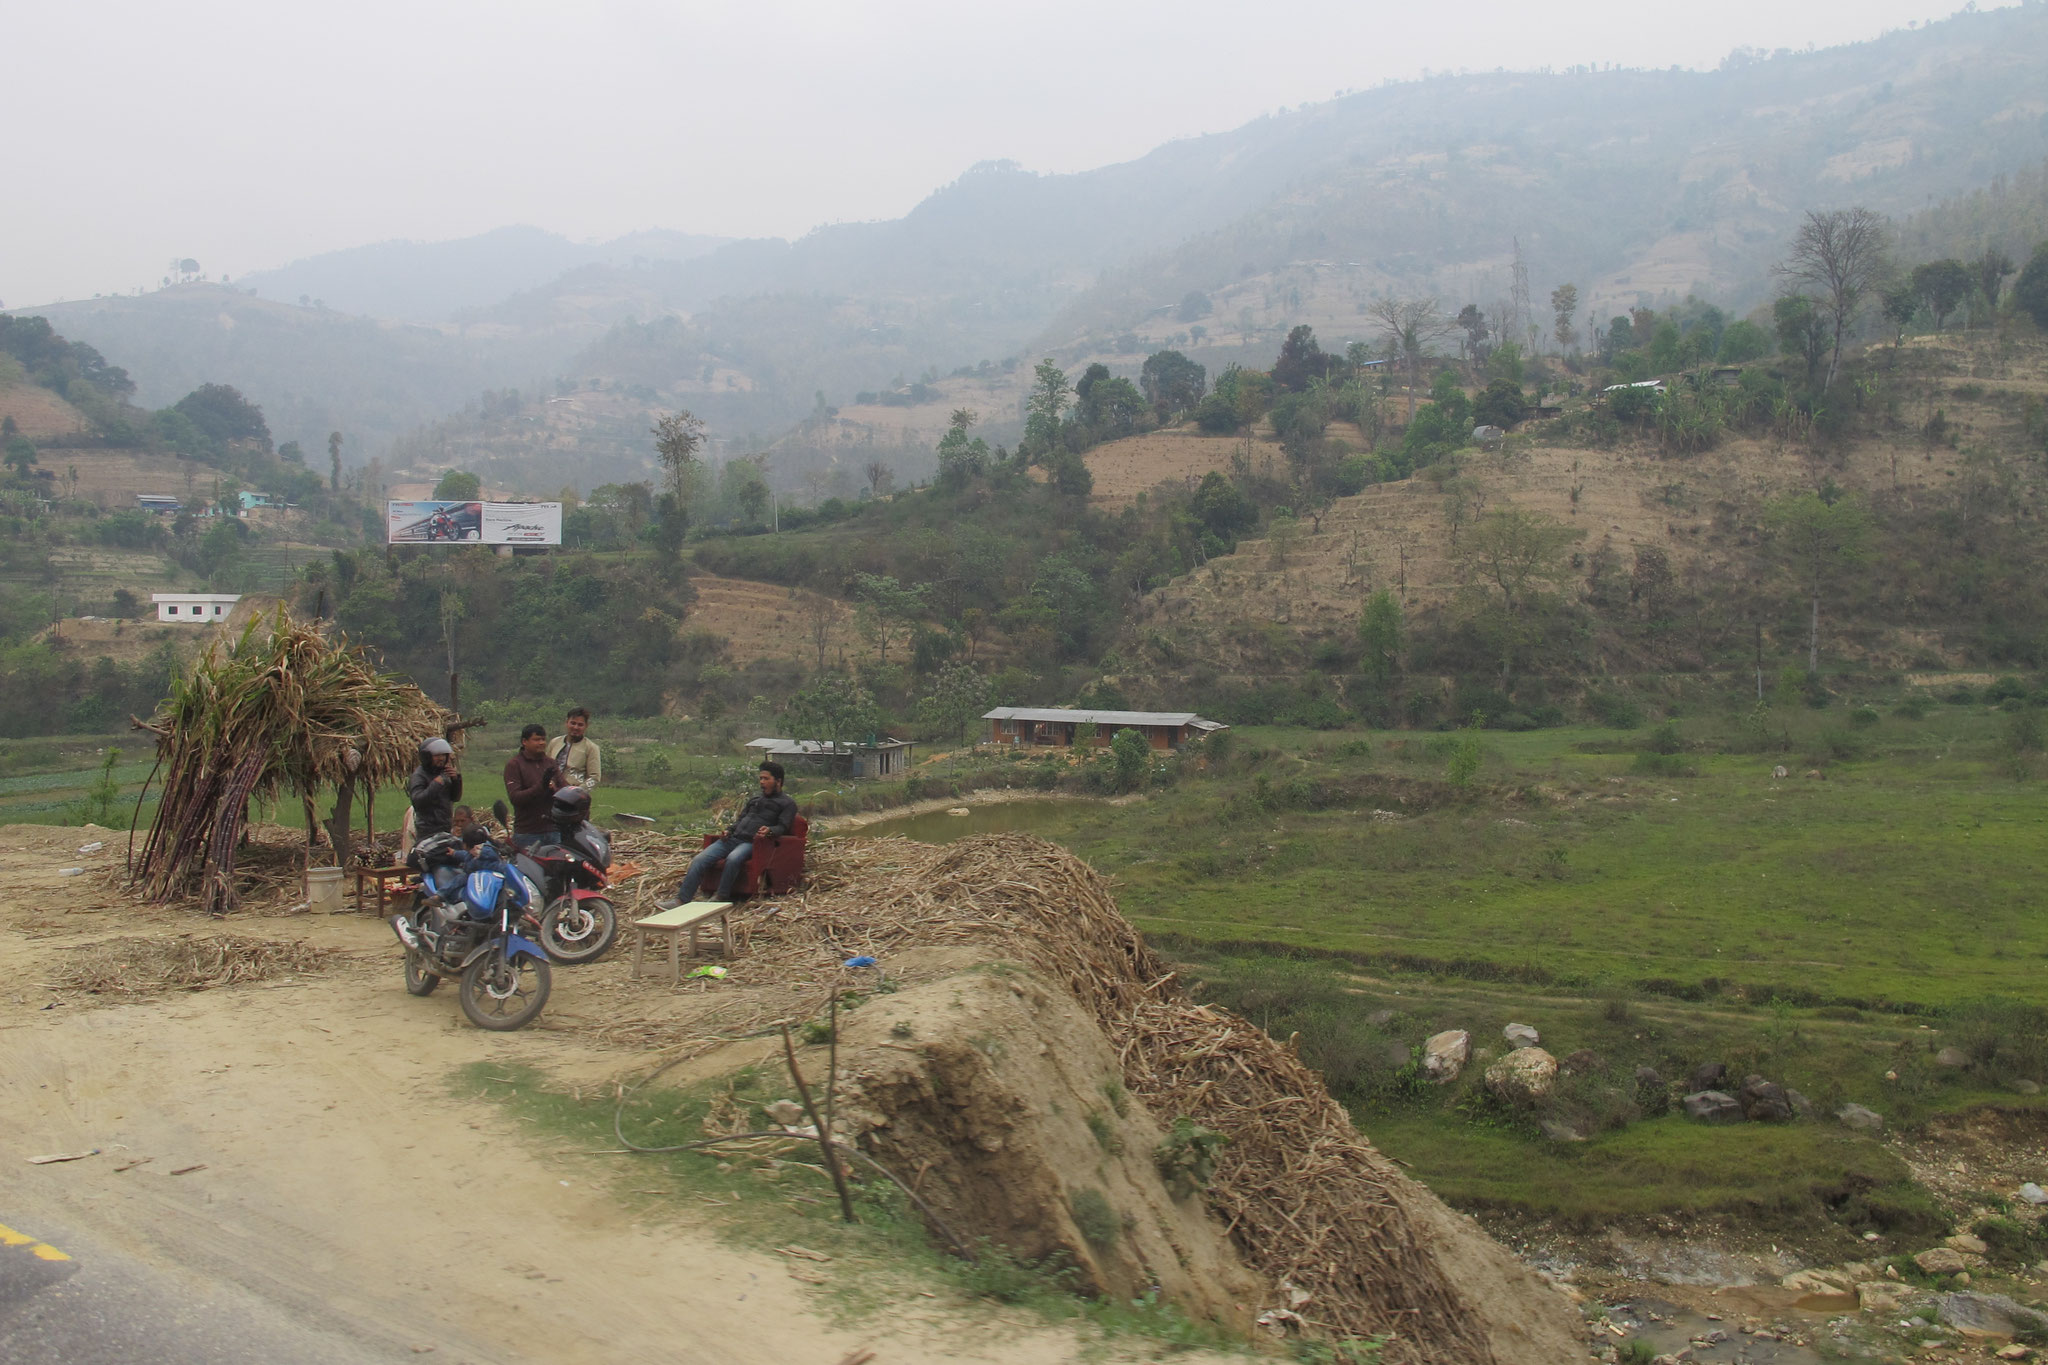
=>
[537,896,618,965]
[459,950,551,1031]
[403,948,441,996]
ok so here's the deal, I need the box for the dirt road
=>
[0,825,1116,1365]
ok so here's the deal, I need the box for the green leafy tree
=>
[2015,241,2048,332]
[935,408,990,486]
[1023,358,1070,462]
[278,440,304,465]
[1109,728,1150,792]
[4,435,36,478]
[432,469,481,500]
[1358,589,1402,684]
[1139,350,1205,421]
[1765,492,1871,674]
[916,661,992,746]
[651,410,706,508]
[1550,283,1579,353]
[1472,379,1526,429]
[174,383,271,451]
[1773,295,1831,388]
[1716,319,1772,363]
[1271,325,1332,392]
[327,431,343,492]
[787,674,884,754]
[853,572,928,667]
[1879,284,1919,350]
[1910,259,1972,332]
[1975,247,2015,317]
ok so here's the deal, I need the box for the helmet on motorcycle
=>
[418,737,453,763]
[550,786,591,826]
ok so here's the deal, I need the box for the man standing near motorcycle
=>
[407,737,463,844]
[502,724,564,848]
[546,707,602,789]
[660,761,797,906]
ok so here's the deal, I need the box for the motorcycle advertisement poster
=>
[386,501,561,545]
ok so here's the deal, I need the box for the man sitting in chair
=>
[660,761,798,906]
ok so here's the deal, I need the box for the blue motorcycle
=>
[395,842,552,1031]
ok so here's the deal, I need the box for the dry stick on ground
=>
[781,1023,857,1224]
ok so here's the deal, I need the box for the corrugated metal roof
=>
[982,708,1201,726]
[746,737,910,753]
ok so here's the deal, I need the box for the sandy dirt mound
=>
[621,832,1583,1364]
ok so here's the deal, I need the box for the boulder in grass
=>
[1785,1087,1815,1117]
[1503,1022,1541,1049]
[1422,1030,1470,1082]
[1484,1047,1559,1105]
[2018,1182,2047,1206]
[1690,1062,1728,1091]
[1915,1247,1970,1276]
[1682,1090,1744,1124]
[1738,1075,1795,1122]
[1837,1103,1884,1133]
[1539,1118,1588,1143]
[1936,1046,1971,1069]
[1561,1049,1605,1075]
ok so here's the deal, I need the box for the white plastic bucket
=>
[306,866,346,914]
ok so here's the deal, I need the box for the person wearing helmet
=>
[407,736,464,841]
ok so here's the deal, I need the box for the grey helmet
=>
[418,737,453,763]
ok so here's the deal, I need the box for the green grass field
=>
[845,699,2048,1242]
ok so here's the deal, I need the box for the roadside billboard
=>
[386,501,561,545]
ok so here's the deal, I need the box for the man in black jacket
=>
[407,737,463,842]
[662,761,798,905]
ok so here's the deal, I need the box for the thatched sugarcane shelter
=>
[129,606,452,913]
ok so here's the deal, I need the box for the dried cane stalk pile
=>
[611,830,1492,1362]
[129,607,450,913]
[51,933,339,996]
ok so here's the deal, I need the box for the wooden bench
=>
[353,864,412,916]
[631,901,737,984]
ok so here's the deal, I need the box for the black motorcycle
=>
[510,788,620,965]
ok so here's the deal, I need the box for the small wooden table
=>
[631,902,736,984]
[353,864,412,916]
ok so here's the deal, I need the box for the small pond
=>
[846,798,1095,845]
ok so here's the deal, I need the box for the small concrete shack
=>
[747,736,916,779]
[983,707,1227,751]
[152,593,240,623]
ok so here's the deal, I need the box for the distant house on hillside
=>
[152,592,239,623]
[136,495,182,514]
[746,736,915,779]
[983,707,1227,751]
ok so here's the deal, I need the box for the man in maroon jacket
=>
[502,723,564,848]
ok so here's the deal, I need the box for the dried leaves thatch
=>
[609,831,1493,1362]
[129,607,450,912]
[50,933,339,997]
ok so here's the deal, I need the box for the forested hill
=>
[18,3,2048,479]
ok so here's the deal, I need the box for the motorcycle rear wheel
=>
[538,896,618,964]
[403,948,441,996]
[459,951,551,1031]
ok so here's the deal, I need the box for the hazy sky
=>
[2,0,2010,307]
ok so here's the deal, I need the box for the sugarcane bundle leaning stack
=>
[129,605,450,913]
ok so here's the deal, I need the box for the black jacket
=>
[727,789,798,843]
[407,764,463,838]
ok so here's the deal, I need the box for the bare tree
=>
[1368,297,1449,422]
[863,460,894,499]
[1778,207,1891,392]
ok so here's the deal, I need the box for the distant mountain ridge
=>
[15,3,2048,485]
[237,225,731,323]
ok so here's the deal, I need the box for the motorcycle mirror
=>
[492,799,510,828]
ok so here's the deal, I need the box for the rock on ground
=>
[1682,1090,1744,1124]
[1484,1047,1558,1105]
[1422,1029,1470,1082]
[1502,1022,1541,1049]
[1939,1291,2048,1338]
[1936,1046,1972,1068]
[1738,1075,1795,1122]
[1837,1103,1884,1132]
[1914,1247,1970,1275]
[1690,1062,1728,1091]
